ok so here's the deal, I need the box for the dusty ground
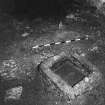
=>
[0,10,105,105]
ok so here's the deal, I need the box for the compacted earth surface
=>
[0,10,105,105]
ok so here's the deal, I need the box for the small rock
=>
[21,32,30,37]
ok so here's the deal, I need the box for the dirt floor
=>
[0,10,105,105]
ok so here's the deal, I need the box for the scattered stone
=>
[5,86,23,101]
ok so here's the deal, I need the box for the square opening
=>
[51,58,88,87]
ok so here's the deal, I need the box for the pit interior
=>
[51,57,91,87]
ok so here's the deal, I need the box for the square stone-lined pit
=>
[51,58,85,87]
[41,52,101,100]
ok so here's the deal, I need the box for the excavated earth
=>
[0,11,105,105]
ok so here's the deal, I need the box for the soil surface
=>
[0,11,105,105]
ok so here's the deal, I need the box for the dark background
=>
[0,0,90,19]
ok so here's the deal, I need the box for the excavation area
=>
[51,58,86,87]
[0,0,105,105]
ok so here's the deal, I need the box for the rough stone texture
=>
[87,0,105,15]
